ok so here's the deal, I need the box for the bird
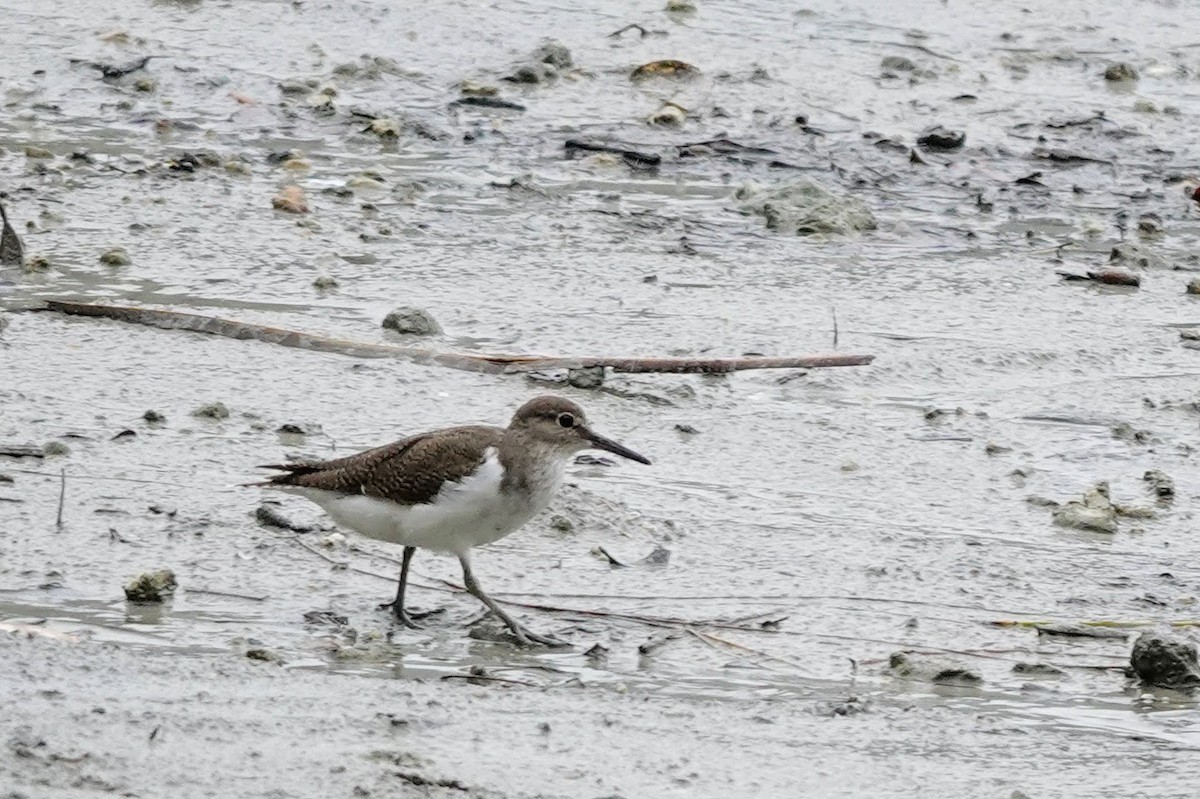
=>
[253,395,650,646]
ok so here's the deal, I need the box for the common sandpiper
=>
[254,395,650,646]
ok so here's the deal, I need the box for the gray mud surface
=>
[4,0,1200,796]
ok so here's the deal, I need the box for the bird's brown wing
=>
[258,425,504,506]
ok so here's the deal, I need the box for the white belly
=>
[283,449,565,554]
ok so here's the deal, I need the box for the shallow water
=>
[4,0,1200,795]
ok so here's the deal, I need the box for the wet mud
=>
[3,0,1200,796]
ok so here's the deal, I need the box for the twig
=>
[187,586,268,602]
[37,300,874,374]
[831,307,839,349]
[55,468,66,530]
[440,674,535,687]
[823,36,960,61]
[607,22,649,38]
[993,618,1200,630]
[686,628,812,674]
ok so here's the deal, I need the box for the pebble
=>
[272,185,309,214]
[1104,62,1139,81]
[24,254,51,272]
[368,118,401,138]
[647,102,688,127]
[124,569,177,603]
[880,55,917,72]
[1143,469,1175,498]
[917,126,966,150]
[99,247,131,266]
[382,306,441,336]
[1186,278,1200,296]
[1130,632,1200,689]
[1051,482,1117,533]
[192,401,230,420]
[534,41,573,69]
[567,366,605,389]
[889,651,982,686]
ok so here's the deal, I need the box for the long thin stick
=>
[55,468,66,530]
[38,300,874,375]
[187,586,268,602]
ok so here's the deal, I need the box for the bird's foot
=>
[378,603,445,629]
[507,623,569,649]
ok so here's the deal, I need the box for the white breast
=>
[284,447,568,554]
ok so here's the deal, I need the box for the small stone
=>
[246,647,283,664]
[1133,99,1158,113]
[278,80,312,96]
[458,80,498,96]
[1137,213,1164,235]
[24,254,51,273]
[1104,62,1139,82]
[984,442,1011,455]
[1011,662,1065,677]
[306,89,337,115]
[840,461,860,473]
[507,62,556,84]
[631,60,700,81]
[674,424,700,434]
[567,366,605,389]
[42,441,70,457]
[889,652,982,686]
[24,146,53,159]
[1130,631,1200,689]
[133,77,157,93]
[192,401,230,420]
[666,0,697,11]
[917,126,966,150]
[381,307,441,336]
[272,185,309,214]
[1051,482,1117,533]
[880,55,916,72]
[312,274,339,290]
[1187,278,1200,296]
[99,247,131,266]
[1112,422,1152,443]
[534,41,573,69]
[346,175,387,192]
[647,101,688,127]
[142,410,166,424]
[320,532,346,548]
[1143,469,1175,498]
[549,515,573,533]
[368,118,401,138]
[124,569,177,603]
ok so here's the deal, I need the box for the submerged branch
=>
[38,300,874,375]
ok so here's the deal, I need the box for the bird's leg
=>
[457,553,566,648]
[378,546,443,628]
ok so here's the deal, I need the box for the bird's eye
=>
[557,412,575,428]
